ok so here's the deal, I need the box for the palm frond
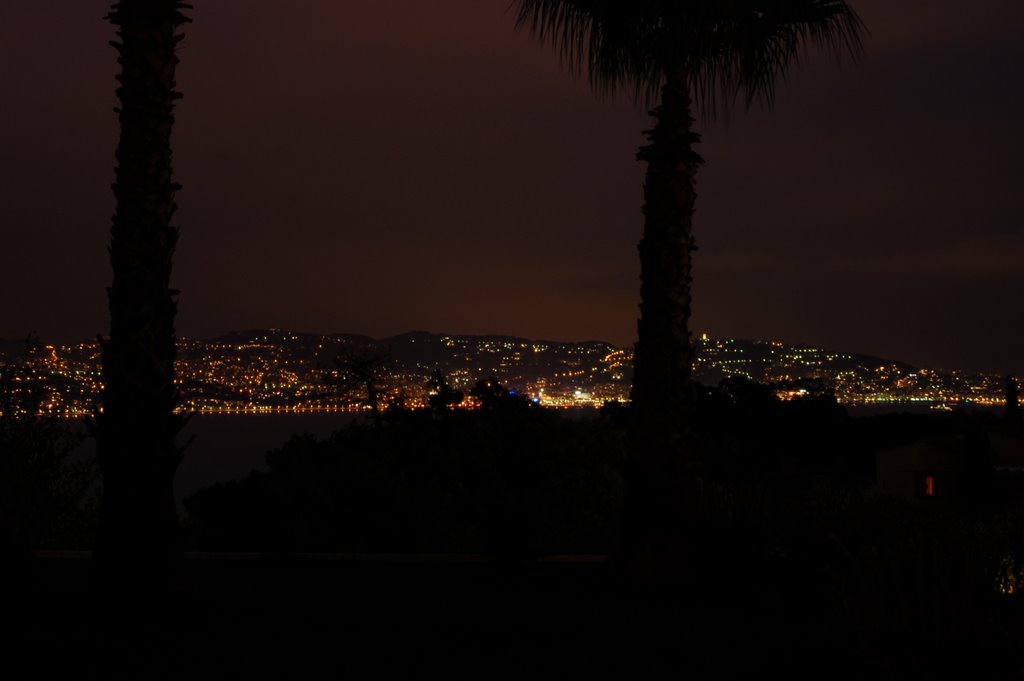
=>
[514,0,664,102]
[513,0,866,115]
[719,0,867,110]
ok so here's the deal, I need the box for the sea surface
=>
[68,412,361,510]
[172,409,602,506]
[174,412,360,505]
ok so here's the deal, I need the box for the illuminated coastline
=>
[0,330,1013,417]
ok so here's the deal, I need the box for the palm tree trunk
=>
[93,0,191,565]
[621,64,703,588]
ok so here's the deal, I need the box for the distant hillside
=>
[692,337,918,386]
[0,329,1009,413]
[0,339,25,358]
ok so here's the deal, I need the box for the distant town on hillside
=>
[0,329,1012,416]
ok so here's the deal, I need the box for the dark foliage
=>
[674,474,1024,676]
[0,364,95,553]
[469,376,530,412]
[426,370,463,413]
[184,405,626,558]
[176,378,1024,673]
[693,376,862,486]
[326,346,393,430]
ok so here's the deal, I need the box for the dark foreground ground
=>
[10,554,1024,680]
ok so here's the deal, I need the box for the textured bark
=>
[93,0,191,564]
[631,66,701,453]
[620,65,703,588]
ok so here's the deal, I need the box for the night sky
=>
[1,1,1022,375]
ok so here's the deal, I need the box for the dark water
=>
[68,412,361,509]
[175,412,359,505]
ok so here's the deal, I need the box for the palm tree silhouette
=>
[515,0,864,583]
[91,0,192,564]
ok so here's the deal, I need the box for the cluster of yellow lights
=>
[1,335,1017,418]
[996,555,1023,596]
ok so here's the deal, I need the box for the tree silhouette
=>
[90,0,192,564]
[0,341,92,555]
[470,377,529,412]
[427,370,464,413]
[331,346,393,430]
[514,0,864,585]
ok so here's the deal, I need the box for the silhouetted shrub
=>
[677,476,1024,675]
[693,377,860,486]
[0,364,95,552]
[184,406,626,557]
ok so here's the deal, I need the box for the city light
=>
[0,332,1012,417]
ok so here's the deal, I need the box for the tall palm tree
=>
[515,0,864,583]
[91,0,192,564]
